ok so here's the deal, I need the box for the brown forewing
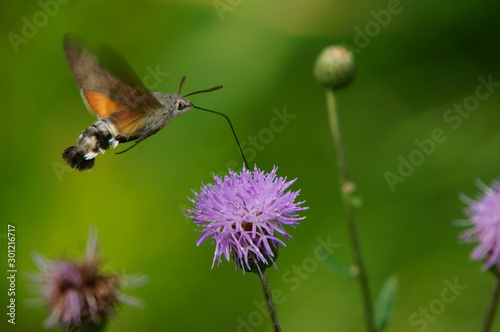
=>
[63,34,161,114]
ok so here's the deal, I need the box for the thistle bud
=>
[29,229,146,331]
[314,46,355,90]
[234,247,280,274]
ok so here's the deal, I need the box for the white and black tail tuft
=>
[62,121,118,171]
[62,146,95,171]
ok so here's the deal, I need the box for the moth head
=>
[172,95,193,117]
[152,92,193,117]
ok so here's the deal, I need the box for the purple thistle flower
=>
[460,180,500,271]
[187,166,308,272]
[29,229,146,331]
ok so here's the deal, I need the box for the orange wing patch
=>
[81,89,123,119]
[108,108,149,137]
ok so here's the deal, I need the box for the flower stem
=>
[482,273,500,332]
[258,271,281,332]
[325,89,376,332]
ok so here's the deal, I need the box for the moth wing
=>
[96,42,149,96]
[108,109,150,137]
[63,34,148,114]
[81,89,123,119]
[107,94,164,137]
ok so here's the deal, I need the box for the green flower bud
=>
[314,46,355,90]
[234,246,279,274]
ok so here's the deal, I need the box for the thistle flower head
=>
[187,166,308,273]
[29,229,145,331]
[460,180,500,272]
[314,45,355,90]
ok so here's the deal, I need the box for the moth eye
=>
[177,101,186,110]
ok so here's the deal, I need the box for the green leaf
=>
[374,275,399,331]
[320,248,356,278]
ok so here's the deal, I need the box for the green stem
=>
[258,271,281,332]
[482,273,500,332]
[326,89,376,332]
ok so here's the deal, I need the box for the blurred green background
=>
[1,0,499,331]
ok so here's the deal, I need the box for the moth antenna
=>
[194,106,249,170]
[178,75,187,94]
[184,85,223,97]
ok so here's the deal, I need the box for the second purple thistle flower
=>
[187,166,308,273]
[460,180,500,271]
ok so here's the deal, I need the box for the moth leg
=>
[115,124,163,155]
[115,138,143,154]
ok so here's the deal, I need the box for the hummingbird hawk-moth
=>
[62,34,222,171]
